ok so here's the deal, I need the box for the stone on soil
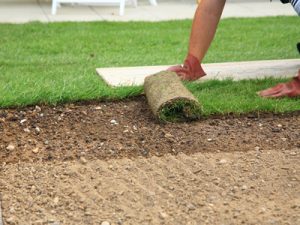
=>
[6,144,15,151]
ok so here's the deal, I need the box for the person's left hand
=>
[258,69,300,98]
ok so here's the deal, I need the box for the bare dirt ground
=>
[0,97,299,225]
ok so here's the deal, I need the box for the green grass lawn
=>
[0,16,299,115]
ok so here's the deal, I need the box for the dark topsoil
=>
[0,96,299,164]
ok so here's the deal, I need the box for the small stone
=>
[123,129,129,133]
[255,146,260,151]
[85,211,93,216]
[20,119,27,124]
[6,217,14,223]
[35,127,41,133]
[95,106,102,110]
[23,128,30,133]
[35,105,42,112]
[241,185,248,190]
[258,123,263,127]
[31,185,36,192]
[6,144,15,151]
[133,125,137,130]
[277,124,283,128]
[53,197,59,204]
[80,157,87,164]
[272,127,281,133]
[259,207,266,214]
[207,138,213,142]
[290,152,297,156]
[164,133,173,138]
[159,212,168,219]
[281,138,287,142]
[187,203,196,211]
[110,119,118,125]
[32,147,39,154]
[141,149,149,156]
[219,159,227,164]
[44,140,49,145]
[101,221,110,225]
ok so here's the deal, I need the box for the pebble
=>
[110,119,118,125]
[164,133,173,138]
[241,185,248,190]
[35,105,42,112]
[187,203,196,211]
[159,212,168,219]
[53,197,59,204]
[141,149,149,156]
[20,119,27,124]
[255,146,260,151]
[35,127,41,133]
[95,106,102,110]
[85,211,93,216]
[6,217,14,223]
[290,152,297,156]
[24,128,30,133]
[80,157,87,164]
[6,144,15,151]
[219,159,227,164]
[259,207,266,214]
[9,207,15,213]
[207,138,213,142]
[101,221,110,225]
[108,165,113,169]
[31,185,36,192]
[32,147,39,154]
[277,124,283,128]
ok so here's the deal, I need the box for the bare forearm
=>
[189,0,226,62]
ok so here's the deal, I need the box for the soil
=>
[0,97,299,225]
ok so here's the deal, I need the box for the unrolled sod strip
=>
[144,71,202,122]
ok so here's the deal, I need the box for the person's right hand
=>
[167,54,206,81]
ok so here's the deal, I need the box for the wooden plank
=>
[96,59,299,87]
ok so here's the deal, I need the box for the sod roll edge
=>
[144,71,202,122]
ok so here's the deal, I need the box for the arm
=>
[168,0,226,81]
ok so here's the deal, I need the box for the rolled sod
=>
[144,71,202,122]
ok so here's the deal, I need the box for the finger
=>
[258,83,286,97]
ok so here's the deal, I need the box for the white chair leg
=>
[120,0,125,16]
[52,0,58,15]
[149,0,157,6]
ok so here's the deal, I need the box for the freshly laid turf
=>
[0,16,299,116]
[186,78,300,116]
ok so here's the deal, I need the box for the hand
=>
[167,54,206,81]
[258,70,300,98]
